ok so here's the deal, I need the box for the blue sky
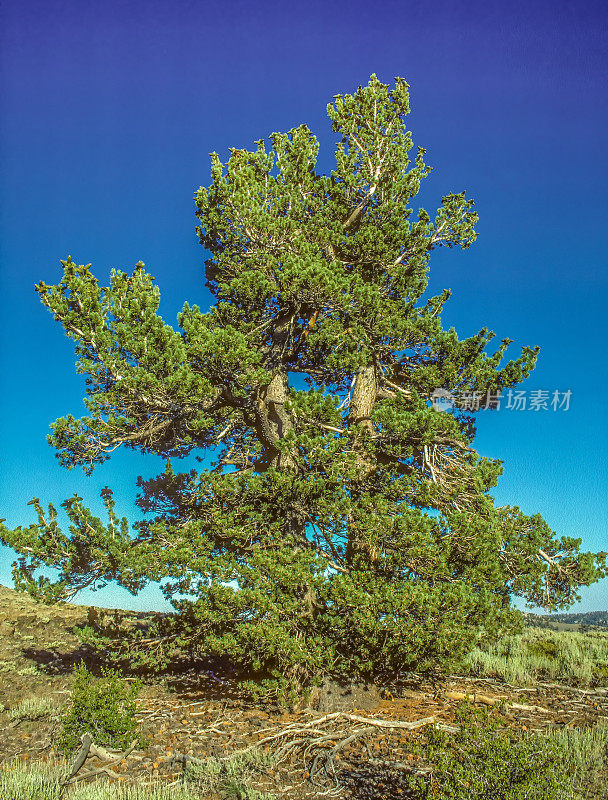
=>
[0,0,606,612]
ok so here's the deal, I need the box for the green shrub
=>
[408,702,576,800]
[57,661,144,756]
[526,637,560,659]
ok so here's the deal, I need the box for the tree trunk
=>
[346,364,379,565]
[349,364,378,433]
[252,308,300,471]
[259,371,299,471]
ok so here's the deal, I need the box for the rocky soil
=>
[1,583,607,799]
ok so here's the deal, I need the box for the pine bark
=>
[346,364,379,566]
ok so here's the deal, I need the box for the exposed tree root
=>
[173,711,438,787]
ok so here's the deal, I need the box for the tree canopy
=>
[1,75,604,697]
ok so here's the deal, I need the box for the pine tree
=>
[1,76,604,696]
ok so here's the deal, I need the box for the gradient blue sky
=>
[0,0,606,613]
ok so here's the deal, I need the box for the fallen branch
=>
[510,702,551,713]
[61,733,138,789]
[444,690,506,706]
[536,682,608,696]
[443,690,549,713]
[368,757,432,776]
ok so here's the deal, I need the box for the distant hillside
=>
[525,609,608,630]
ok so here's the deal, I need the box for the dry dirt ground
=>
[1,583,607,799]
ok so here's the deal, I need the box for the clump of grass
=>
[0,758,206,799]
[8,696,62,723]
[545,720,608,798]
[186,747,277,800]
[72,781,205,799]
[0,759,65,800]
[17,664,42,676]
[465,628,608,686]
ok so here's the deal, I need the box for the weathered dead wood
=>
[509,702,551,713]
[367,757,432,775]
[443,690,550,713]
[536,682,608,697]
[63,733,93,784]
[170,752,206,768]
[61,733,138,788]
[443,690,505,706]
[209,711,439,787]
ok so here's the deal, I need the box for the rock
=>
[14,614,37,630]
[0,621,15,637]
[309,678,382,713]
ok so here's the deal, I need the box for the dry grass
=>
[0,759,200,800]
[465,628,608,686]
[8,696,63,723]
[184,748,277,800]
[546,720,608,798]
[0,752,277,800]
